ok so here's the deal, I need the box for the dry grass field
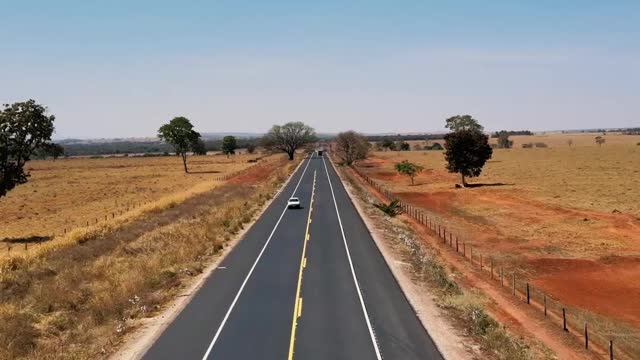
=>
[0,154,272,258]
[0,155,296,359]
[357,133,640,352]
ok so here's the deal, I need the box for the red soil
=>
[227,159,285,186]
[356,155,640,357]
[530,256,640,327]
[346,166,599,359]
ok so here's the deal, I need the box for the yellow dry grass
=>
[0,154,263,244]
[0,157,297,359]
[372,134,640,216]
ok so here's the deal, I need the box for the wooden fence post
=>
[609,340,613,360]
[563,308,568,331]
[480,254,483,270]
[584,323,588,349]
[526,283,530,304]
[491,260,494,279]
[455,237,459,253]
[544,294,547,316]
[513,274,516,295]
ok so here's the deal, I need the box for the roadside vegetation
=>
[339,163,542,359]
[0,157,298,359]
[334,130,369,165]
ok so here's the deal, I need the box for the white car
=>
[287,197,301,209]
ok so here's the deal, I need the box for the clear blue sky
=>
[2,0,639,138]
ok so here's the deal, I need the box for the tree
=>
[222,136,237,157]
[335,131,369,165]
[158,116,201,173]
[395,160,424,185]
[246,143,257,154]
[595,136,605,147]
[397,141,410,151]
[191,138,207,156]
[39,142,65,160]
[428,142,443,151]
[496,131,513,149]
[445,115,484,132]
[444,130,493,187]
[263,122,316,160]
[381,138,395,151]
[1,100,56,198]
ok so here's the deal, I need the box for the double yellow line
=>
[287,170,316,360]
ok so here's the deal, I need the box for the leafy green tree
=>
[263,122,316,160]
[445,115,484,132]
[397,141,410,151]
[246,143,257,154]
[1,100,56,198]
[158,116,201,173]
[191,138,207,156]
[428,142,443,150]
[222,136,237,157]
[335,130,368,165]
[394,160,424,185]
[444,129,493,187]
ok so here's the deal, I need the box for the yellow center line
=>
[287,170,316,360]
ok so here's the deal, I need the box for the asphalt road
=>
[143,154,443,360]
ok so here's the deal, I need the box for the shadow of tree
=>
[465,182,513,188]
[1,235,52,244]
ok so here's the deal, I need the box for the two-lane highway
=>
[143,154,443,360]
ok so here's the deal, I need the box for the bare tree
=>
[595,136,605,147]
[335,131,369,165]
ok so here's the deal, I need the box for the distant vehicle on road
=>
[287,197,301,209]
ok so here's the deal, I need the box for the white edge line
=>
[201,156,312,360]
[322,156,383,360]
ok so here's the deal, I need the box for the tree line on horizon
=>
[0,98,556,199]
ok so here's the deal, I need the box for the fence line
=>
[3,156,271,256]
[349,165,633,360]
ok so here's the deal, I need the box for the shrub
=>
[522,143,533,148]
[373,199,402,217]
[534,142,548,148]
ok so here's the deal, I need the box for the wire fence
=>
[350,164,636,360]
[2,157,270,256]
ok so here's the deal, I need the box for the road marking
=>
[322,156,383,360]
[201,158,312,360]
[287,170,316,360]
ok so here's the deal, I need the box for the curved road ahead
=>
[143,154,443,360]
